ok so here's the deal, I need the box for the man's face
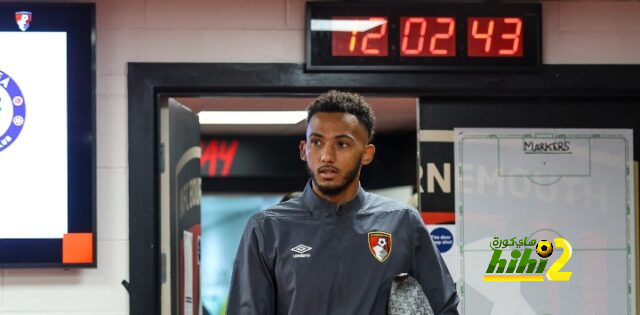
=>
[299,112,375,196]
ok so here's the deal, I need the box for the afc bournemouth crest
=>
[15,11,32,32]
[368,231,392,263]
[0,70,26,152]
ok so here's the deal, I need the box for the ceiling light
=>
[198,111,307,125]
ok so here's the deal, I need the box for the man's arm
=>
[408,209,460,315]
[227,215,276,314]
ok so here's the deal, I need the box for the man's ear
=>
[299,140,307,161]
[361,144,376,165]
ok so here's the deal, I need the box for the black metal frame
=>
[128,62,640,314]
[0,3,96,268]
[306,2,542,72]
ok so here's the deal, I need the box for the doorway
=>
[128,62,640,315]
[179,95,417,315]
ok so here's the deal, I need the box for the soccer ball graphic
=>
[378,238,387,247]
[536,240,553,258]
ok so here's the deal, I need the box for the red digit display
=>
[308,3,541,71]
[332,17,388,57]
[468,17,523,57]
[400,17,456,57]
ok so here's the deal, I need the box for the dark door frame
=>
[127,63,640,314]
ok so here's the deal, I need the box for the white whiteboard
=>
[455,129,635,315]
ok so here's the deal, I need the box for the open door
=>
[161,98,202,315]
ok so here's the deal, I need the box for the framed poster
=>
[0,3,95,267]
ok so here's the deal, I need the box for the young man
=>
[227,90,459,314]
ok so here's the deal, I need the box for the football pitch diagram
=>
[455,129,635,315]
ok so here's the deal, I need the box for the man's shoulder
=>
[362,192,419,217]
[248,196,310,223]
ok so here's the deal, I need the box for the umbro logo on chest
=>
[291,244,312,258]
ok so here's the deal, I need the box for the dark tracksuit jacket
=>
[227,182,459,314]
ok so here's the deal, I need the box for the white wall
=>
[543,3,640,64]
[0,0,639,314]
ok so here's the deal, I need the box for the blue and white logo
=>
[0,70,26,152]
[430,227,454,253]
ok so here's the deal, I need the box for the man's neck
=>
[311,180,360,205]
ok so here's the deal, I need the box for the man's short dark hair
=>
[306,90,376,142]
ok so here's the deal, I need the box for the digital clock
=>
[306,3,541,71]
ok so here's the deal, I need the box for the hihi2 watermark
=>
[483,236,572,282]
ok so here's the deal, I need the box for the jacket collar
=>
[301,180,367,217]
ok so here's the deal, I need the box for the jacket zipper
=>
[336,205,342,216]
